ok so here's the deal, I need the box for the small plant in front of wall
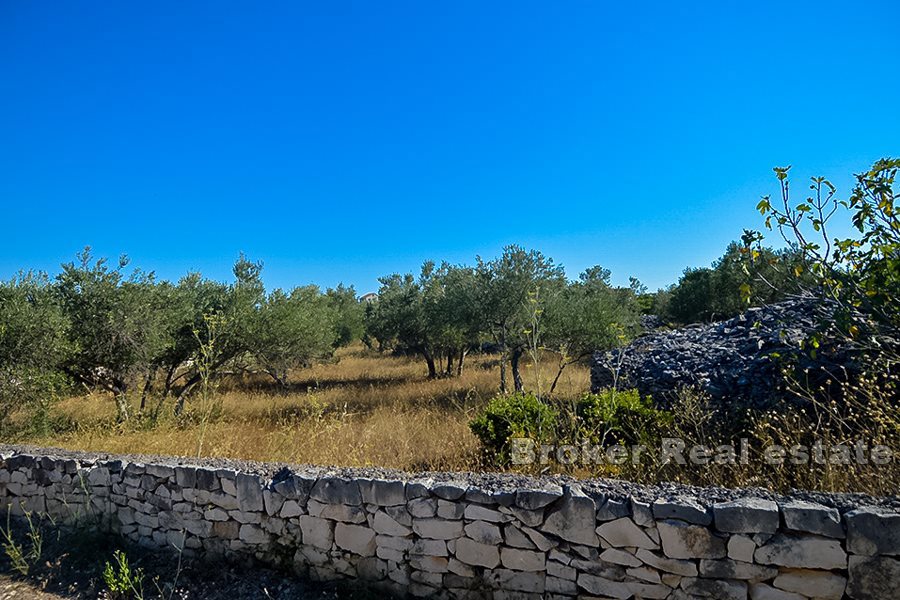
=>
[102,549,145,600]
[1,505,43,576]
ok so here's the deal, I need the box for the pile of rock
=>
[591,298,856,409]
[1,447,898,599]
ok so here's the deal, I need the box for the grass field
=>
[14,344,590,472]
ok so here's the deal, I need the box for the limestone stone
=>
[657,519,726,559]
[262,489,284,516]
[754,534,847,569]
[203,507,229,521]
[596,517,657,549]
[546,560,576,580]
[652,497,712,525]
[310,477,362,506]
[599,548,642,567]
[359,479,406,506]
[635,548,698,576]
[504,524,537,549]
[411,538,447,557]
[299,515,334,550]
[540,486,598,546]
[372,511,413,536]
[410,554,449,573]
[521,525,555,551]
[412,518,464,540]
[681,577,747,600]
[431,482,467,501]
[847,554,900,600]
[385,505,413,527]
[464,520,502,544]
[727,534,756,562]
[447,557,474,577]
[239,524,271,545]
[437,500,465,520]
[845,507,900,556]
[515,486,562,510]
[407,497,438,518]
[631,499,654,526]
[376,534,414,552]
[454,537,500,568]
[280,499,303,518]
[713,497,779,534]
[334,523,376,556]
[576,573,630,599]
[545,574,577,595]
[307,499,367,523]
[780,500,843,538]
[629,566,663,584]
[463,504,508,522]
[486,569,545,593]
[698,558,777,582]
[772,569,846,600]
[377,546,404,563]
[504,505,544,528]
[500,547,545,571]
[748,583,806,600]
[595,498,630,522]
[207,491,239,511]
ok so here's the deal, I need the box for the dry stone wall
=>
[1,446,898,599]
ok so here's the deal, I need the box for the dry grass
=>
[17,345,590,472]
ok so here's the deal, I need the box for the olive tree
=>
[326,284,365,347]
[249,285,338,386]
[476,246,566,392]
[365,265,442,377]
[0,272,70,430]
[544,266,641,393]
[55,249,173,421]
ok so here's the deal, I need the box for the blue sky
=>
[1,1,898,293]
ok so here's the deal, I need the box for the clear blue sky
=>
[2,1,898,293]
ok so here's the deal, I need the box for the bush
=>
[575,389,672,447]
[470,392,558,465]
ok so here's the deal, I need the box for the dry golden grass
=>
[20,345,590,472]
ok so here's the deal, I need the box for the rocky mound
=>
[591,297,856,409]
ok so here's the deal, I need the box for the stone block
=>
[754,534,846,569]
[657,519,726,559]
[780,500,843,538]
[540,486,598,546]
[713,497,779,534]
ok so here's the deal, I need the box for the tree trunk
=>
[421,347,437,379]
[446,352,454,377]
[549,361,567,395]
[500,347,508,393]
[456,349,467,377]
[139,367,157,411]
[511,347,524,392]
[114,390,131,423]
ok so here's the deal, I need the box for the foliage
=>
[664,241,812,324]
[574,389,672,447]
[326,284,365,347]
[102,549,145,600]
[0,273,70,431]
[469,392,558,464]
[249,285,338,385]
[754,158,900,338]
[1,508,43,576]
[475,246,566,391]
[543,266,641,393]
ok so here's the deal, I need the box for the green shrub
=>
[102,549,145,600]
[470,392,558,465]
[575,389,672,447]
